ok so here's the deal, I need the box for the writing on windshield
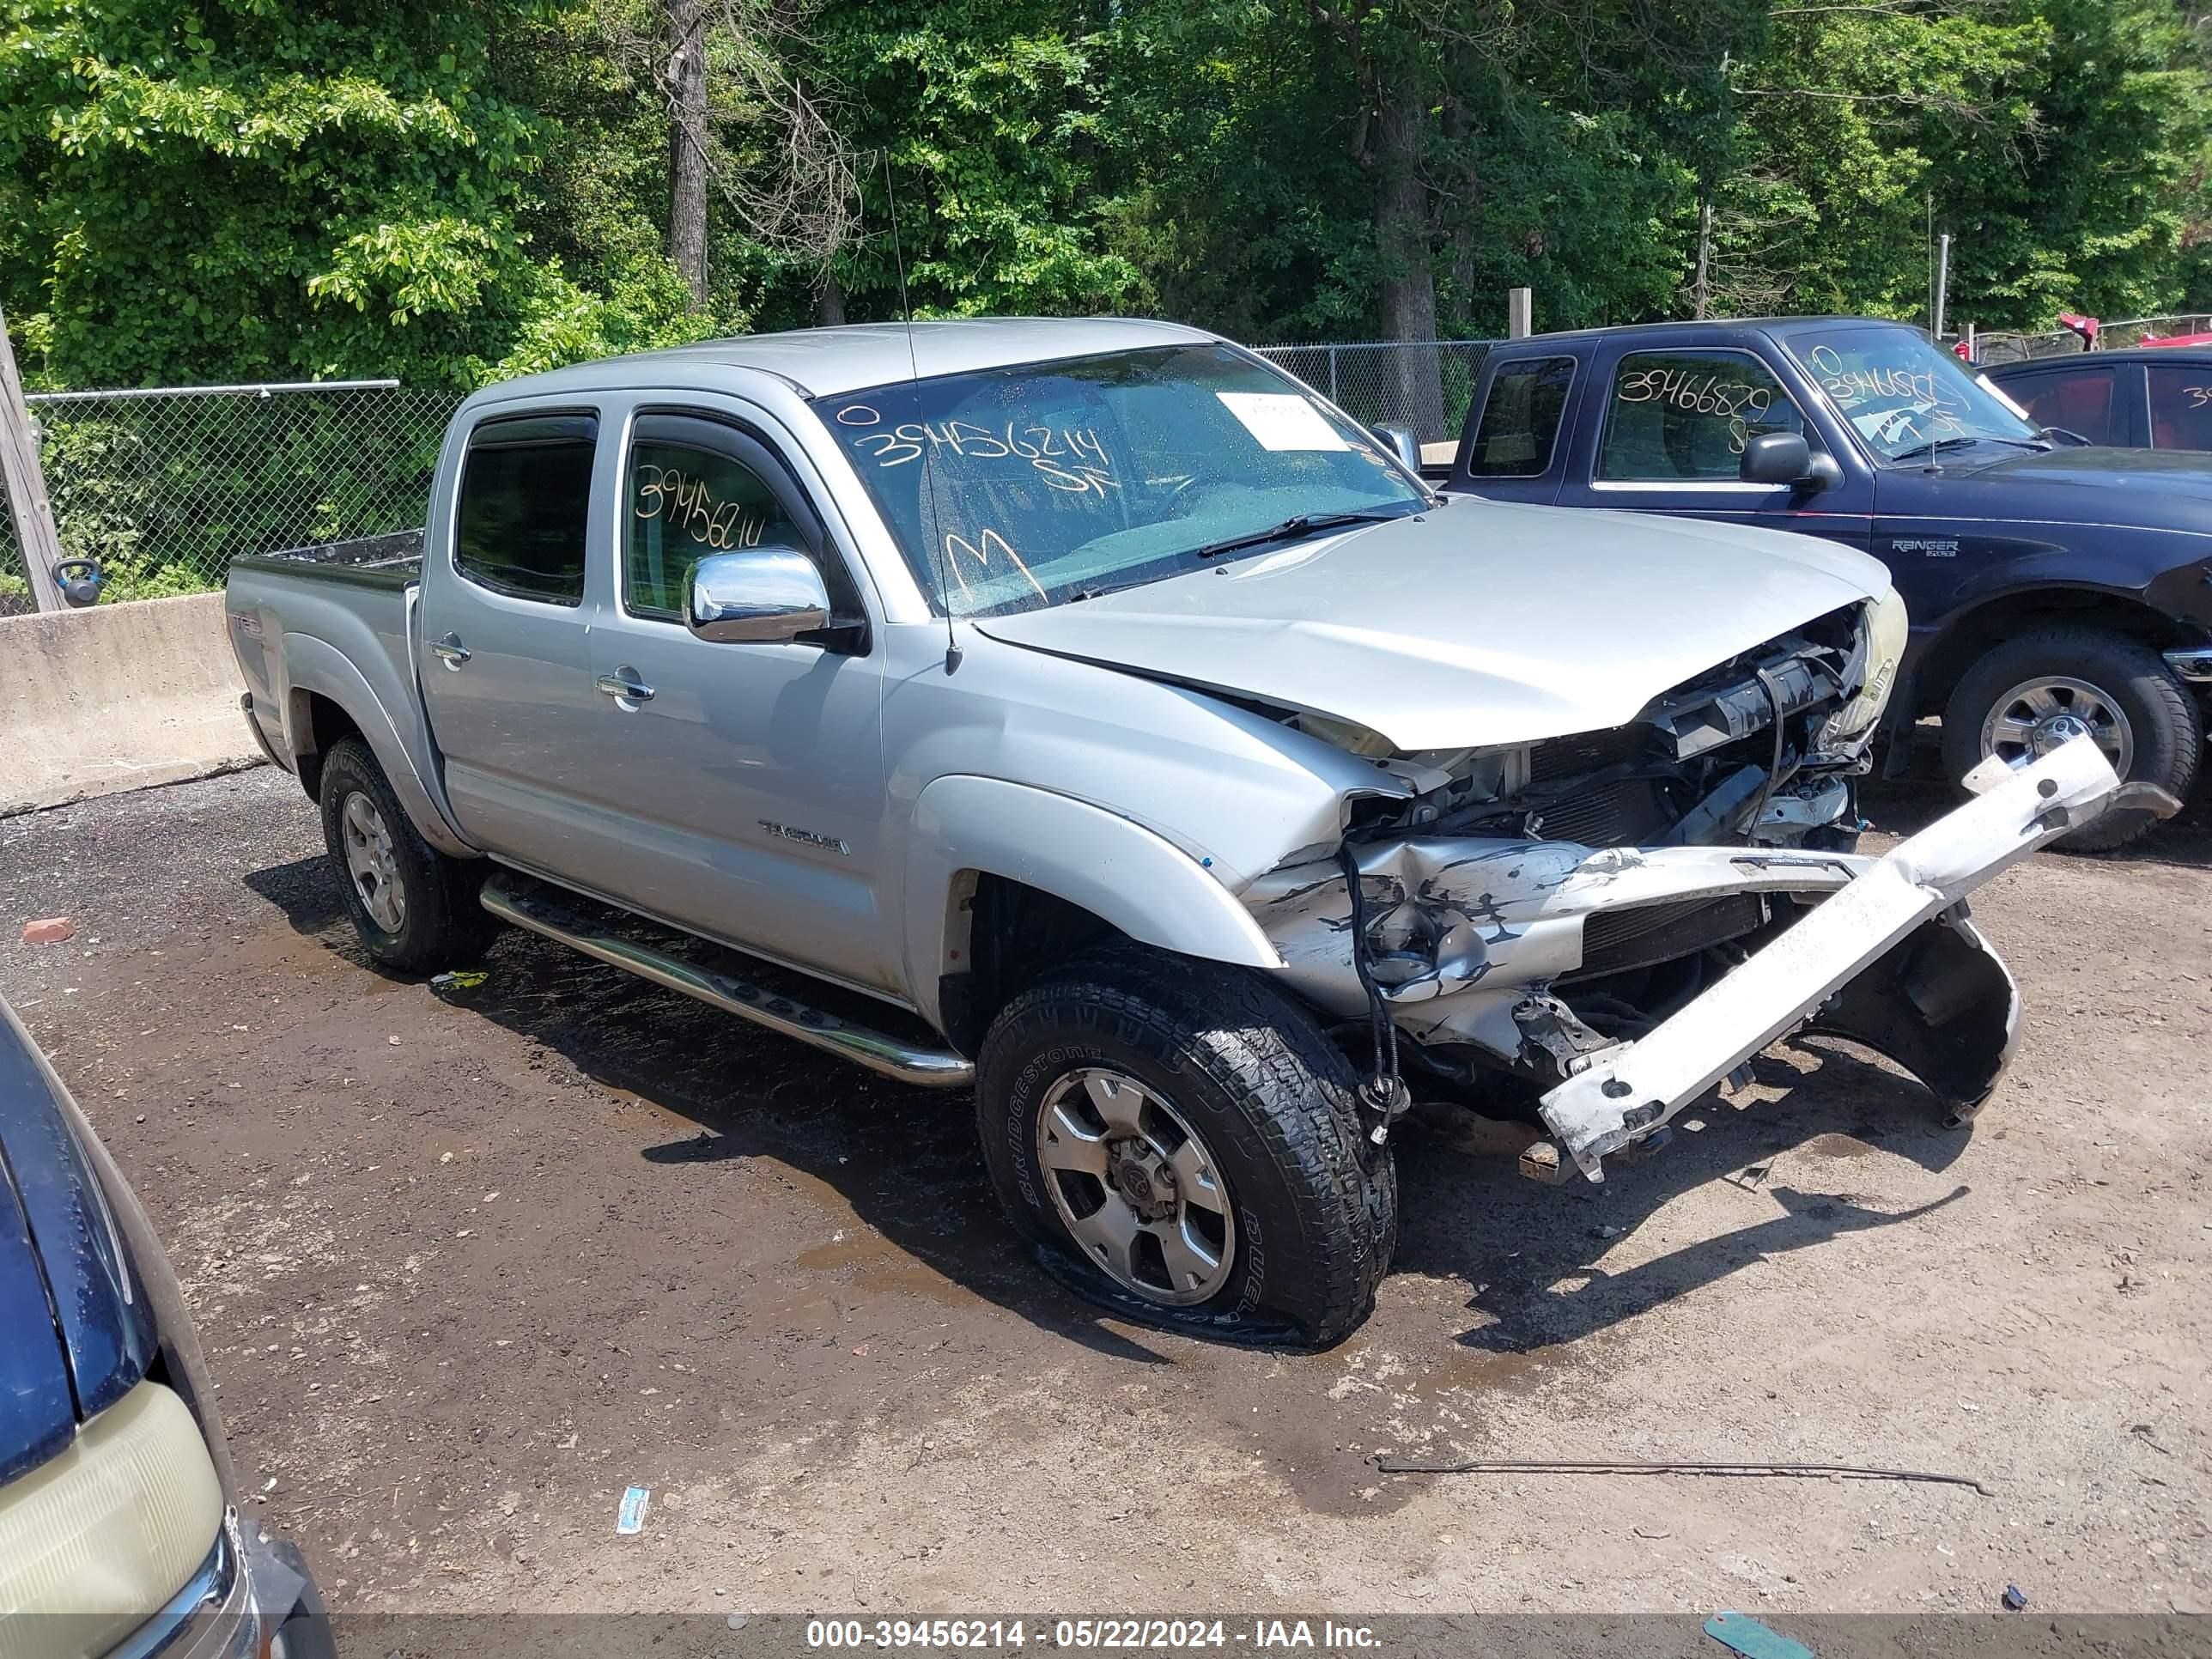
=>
[834,404,1119,497]
[813,344,1419,617]
[1787,327,2039,461]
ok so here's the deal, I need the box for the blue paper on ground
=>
[1705,1611,1813,1659]
[617,1485,650,1534]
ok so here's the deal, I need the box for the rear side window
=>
[2147,366,2212,451]
[1467,356,1576,477]
[454,413,598,605]
[2008,368,2118,446]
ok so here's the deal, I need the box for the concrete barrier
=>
[0,592,261,816]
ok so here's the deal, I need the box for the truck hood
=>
[1965,444,2212,499]
[974,498,1885,750]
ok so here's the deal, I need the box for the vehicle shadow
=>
[449,909,1988,1363]
[241,855,350,935]
[422,922,1180,1364]
[240,849,1996,1365]
[1390,1037,1977,1356]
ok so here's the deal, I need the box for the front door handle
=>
[596,672,655,704]
[431,634,470,669]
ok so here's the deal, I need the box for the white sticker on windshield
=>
[1216,392,1351,452]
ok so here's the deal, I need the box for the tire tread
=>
[977,945,1395,1348]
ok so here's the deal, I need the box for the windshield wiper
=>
[1892,434,1990,464]
[1893,433,2043,464]
[1187,508,1412,562]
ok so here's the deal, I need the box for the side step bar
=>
[480,874,975,1088]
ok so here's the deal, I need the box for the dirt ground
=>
[1,762,2207,1620]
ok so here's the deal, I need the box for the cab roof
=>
[483,318,1223,403]
[1502,316,1917,348]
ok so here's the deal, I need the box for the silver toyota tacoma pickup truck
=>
[225,318,2160,1346]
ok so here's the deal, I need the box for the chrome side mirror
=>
[1373,423,1423,475]
[686,547,831,644]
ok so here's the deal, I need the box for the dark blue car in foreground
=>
[1450,317,2212,848]
[0,999,327,1659]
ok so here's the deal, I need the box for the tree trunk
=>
[666,0,709,304]
[817,270,847,326]
[1372,86,1443,438]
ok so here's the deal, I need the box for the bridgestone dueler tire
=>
[1941,627,2201,854]
[318,737,495,973]
[975,946,1396,1348]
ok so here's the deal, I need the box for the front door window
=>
[1596,351,1808,483]
[625,441,800,621]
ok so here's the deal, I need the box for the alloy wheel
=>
[1980,675,2134,777]
[340,791,407,933]
[1035,1067,1236,1305]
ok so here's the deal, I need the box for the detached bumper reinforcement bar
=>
[1538,735,2172,1181]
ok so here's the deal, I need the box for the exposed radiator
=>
[1563,892,1770,983]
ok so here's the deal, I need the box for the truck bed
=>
[238,529,424,587]
[227,530,441,823]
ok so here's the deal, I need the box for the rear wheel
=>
[318,737,494,971]
[975,946,1395,1347]
[1941,628,2199,852]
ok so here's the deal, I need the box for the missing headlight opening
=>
[1246,590,2086,1178]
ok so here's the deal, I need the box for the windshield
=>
[813,344,1425,617]
[1785,325,2042,462]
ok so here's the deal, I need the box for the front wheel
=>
[1941,628,2200,853]
[975,947,1395,1348]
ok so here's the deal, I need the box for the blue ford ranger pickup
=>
[1449,316,2212,848]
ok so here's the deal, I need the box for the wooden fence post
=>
[0,302,64,613]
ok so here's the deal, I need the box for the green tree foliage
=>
[1711,0,2212,331]
[5,0,2212,387]
[0,0,708,389]
[817,0,1143,319]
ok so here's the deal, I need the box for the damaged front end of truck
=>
[1245,594,2169,1180]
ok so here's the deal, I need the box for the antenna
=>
[880,149,961,673]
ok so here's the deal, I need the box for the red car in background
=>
[1984,347,2212,452]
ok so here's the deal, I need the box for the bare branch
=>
[606,0,863,269]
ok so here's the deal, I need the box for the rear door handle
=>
[596,672,655,704]
[430,635,471,668]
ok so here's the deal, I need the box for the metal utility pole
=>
[1507,288,1533,339]
[0,301,64,614]
[1692,198,1713,321]
[1932,232,1952,341]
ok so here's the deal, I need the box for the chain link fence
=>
[1255,340,1492,446]
[0,381,459,617]
[0,340,1491,617]
[1969,315,2212,365]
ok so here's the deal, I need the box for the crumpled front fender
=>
[1247,836,1875,1024]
